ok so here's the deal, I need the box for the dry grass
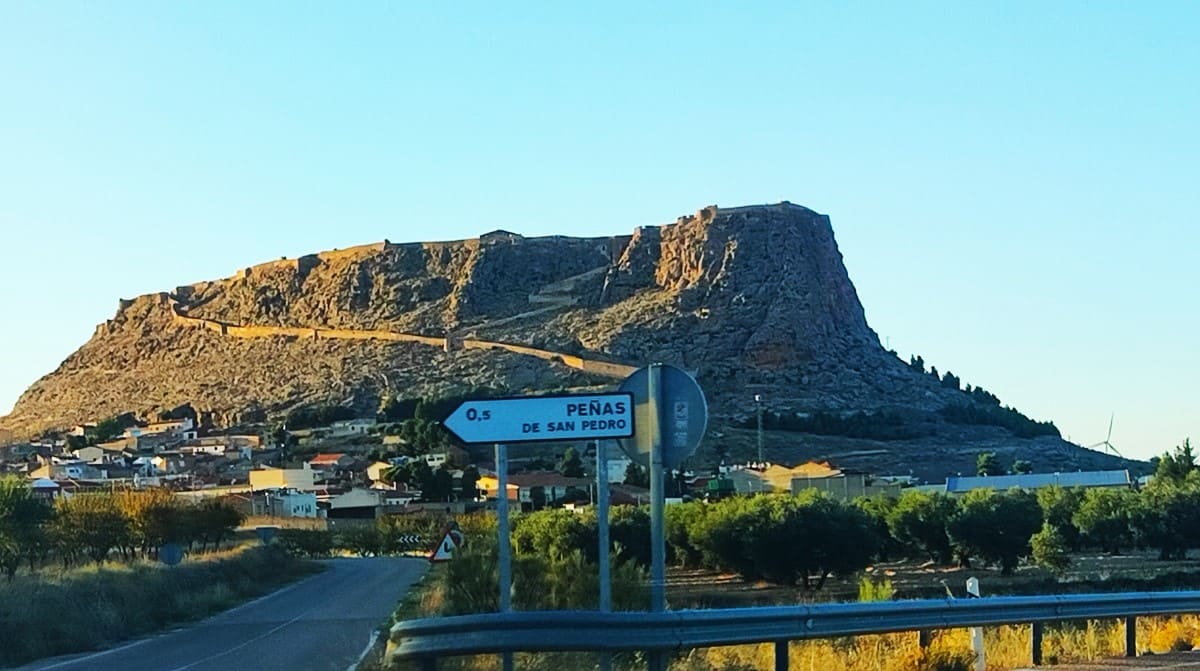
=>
[0,545,319,667]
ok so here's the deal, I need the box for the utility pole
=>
[755,394,764,464]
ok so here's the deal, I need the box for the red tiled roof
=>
[308,453,346,465]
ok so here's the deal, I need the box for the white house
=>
[258,489,318,518]
[606,455,632,483]
[329,418,377,437]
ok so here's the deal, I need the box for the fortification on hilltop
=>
[1,201,1138,482]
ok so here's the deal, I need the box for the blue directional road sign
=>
[443,393,635,444]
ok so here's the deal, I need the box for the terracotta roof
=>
[308,453,347,465]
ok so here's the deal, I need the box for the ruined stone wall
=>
[166,295,631,378]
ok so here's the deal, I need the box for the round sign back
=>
[616,364,708,469]
[159,542,184,566]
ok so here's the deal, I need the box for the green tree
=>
[976,452,1004,477]
[0,477,53,580]
[624,462,649,488]
[946,488,1042,574]
[694,493,878,589]
[1073,487,1137,554]
[1036,485,1084,551]
[1031,522,1071,575]
[428,466,454,502]
[557,447,585,478]
[459,465,480,501]
[886,489,957,564]
[854,494,903,561]
[1010,460,1034,475]
[1154,439,1196,485]
[1132,482,1200,560]
[54,494,130,563]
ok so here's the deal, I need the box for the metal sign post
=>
[496,442,514,671]
[648,364,666,613]
[614,362,708,671]
[647,365,666,671]
[596,439,612,671]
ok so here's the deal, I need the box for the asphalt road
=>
[16,557,428,671]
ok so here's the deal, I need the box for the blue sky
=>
[1,3,1195,460]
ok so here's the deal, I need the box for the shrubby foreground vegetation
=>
[0,546,317,666]
[0,478,244,578]
[0,479,318,666]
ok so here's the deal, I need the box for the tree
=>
[692,492,878,589]
[1010,459,1034,475]
[429,466,454,502]
[557,447,585,478]
[976,452,1004,477]
[624,462,649,488]
[1073,487,1137,554]
[1031,522,1071,574]
[460,465,480,501]
[54,494,130,563]
[1133,483,1200,560]
[941,371,962,391]
[1154,439,1196,485]
[947,488,1042,574]
[854,494,903,561]
[1036,485,1083,551]
[886,490,957,564]
[0,477,52,580]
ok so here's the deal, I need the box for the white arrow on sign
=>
[443,393,635,444]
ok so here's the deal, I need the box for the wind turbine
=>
[1089,413,1123,458]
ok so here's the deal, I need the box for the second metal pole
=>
[495,443,514,671]
[596,440,612,671]
[648,364,666,671]
[648,364,666,612]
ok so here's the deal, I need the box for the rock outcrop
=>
[0,202,1144,478]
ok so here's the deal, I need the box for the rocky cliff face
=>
[0,202,1141,477]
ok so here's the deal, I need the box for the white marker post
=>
[967,577,984,671]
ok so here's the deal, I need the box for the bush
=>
[689,492,878,589]
[858,577,895,602]
[0,546,316,666]
[277,529,334,558]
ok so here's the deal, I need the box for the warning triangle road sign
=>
[428,530,461,563]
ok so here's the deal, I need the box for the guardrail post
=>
[1031,622,1043,666]
[418,656,437,671]
[918,629,932,649]
[774,640,789,671]
[1125,616,1137,657]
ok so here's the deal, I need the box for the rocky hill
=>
[1,202,1146,479]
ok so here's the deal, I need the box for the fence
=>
[389,590,1200,669]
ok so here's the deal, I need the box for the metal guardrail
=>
[390,591,1200,668]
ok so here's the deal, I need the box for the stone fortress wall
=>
[160,293,635,380]
[97,223,723,383]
